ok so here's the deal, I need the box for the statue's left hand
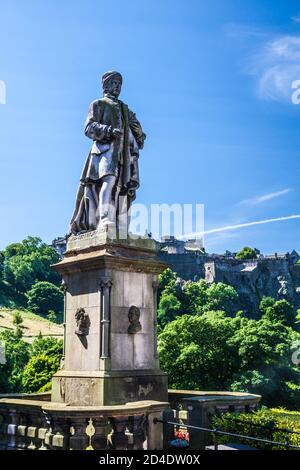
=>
[112,128,124,138]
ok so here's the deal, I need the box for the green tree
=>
[158,311,299,407]
[181,279,208,315]
[158,269,240,323]
[204,282,239,315]
[0,330,30,393]
[26,281,63,318]
[12,309,25,337]
[157,292,182,328]
[262,299,295,327]
[30,336,63,358]
[22,354,60,393]
[295,309,300,326]
[230,369,277,397]
[12,310,23,327]
[47,310,57,323]
[228,317,300,406]
[3,236,61,305]
[236,247,257,260]
[158,268,178,298]
[259,296,276,315]
[228,318,290,369]
[158,312,240,390]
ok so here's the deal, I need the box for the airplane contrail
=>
[177,214,300,239]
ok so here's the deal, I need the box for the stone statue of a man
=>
[70,71,146,235]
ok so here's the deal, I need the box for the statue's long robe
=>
[70,96,146,234]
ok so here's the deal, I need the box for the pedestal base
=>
[51,369,168,406]
[51,230,168,407]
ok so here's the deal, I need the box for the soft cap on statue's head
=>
[102,71,123,96]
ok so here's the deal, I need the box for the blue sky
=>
[0,0,299,254]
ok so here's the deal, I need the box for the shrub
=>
[26,281,63,318]
[30,335,63,358]
[0,330,30,393]
[212,408,300,449]
[21,353,60,393]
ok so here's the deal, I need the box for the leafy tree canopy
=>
[30,335,63,358]
[0,330,30,393]
[262,299,295,327]
[236,247,257,260]
[22,354,60,393]
[26,281,63,317]
[2,236,60,305]
[158,312,300,407]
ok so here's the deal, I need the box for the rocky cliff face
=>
[159,248,300,317]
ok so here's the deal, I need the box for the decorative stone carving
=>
[75,308,90,336]
[75,308,90,349]
[127,306,142,335]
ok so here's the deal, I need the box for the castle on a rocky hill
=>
[159,236,300,316]
[52,235,300,317]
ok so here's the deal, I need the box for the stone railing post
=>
[91,417,110,450]
[27,426,38,450]
[50,417,70,450]
[7,408,19,450]
[148,409,167,450]
[109,416,129,450]
[37,428,49,450]
[69,416,89,450]
[0,410,9,450]
[127,414,147,450]
[17,423,28,450]
[183,400,207,450]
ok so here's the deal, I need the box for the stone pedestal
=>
[51,229,168,406]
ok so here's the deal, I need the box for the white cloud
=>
[225,21,300,103]
[291,14,300,24]
[248,35,300,102]
[238,188,292,206]
[224,23,269,39]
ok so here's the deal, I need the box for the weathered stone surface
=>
[51,234,167,406]
[52,370,168,406]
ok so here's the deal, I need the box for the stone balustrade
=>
[165,390,261,449]
[0,398,167,450]
[0,391,261,450]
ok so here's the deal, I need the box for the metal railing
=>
[155,419,300,450]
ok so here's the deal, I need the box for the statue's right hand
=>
[112,128,123,138]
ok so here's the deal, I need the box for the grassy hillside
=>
[0,308,63,343]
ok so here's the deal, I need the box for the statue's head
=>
[128,305,140,324]
[102,71,123,98]
[127,305,142,335]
